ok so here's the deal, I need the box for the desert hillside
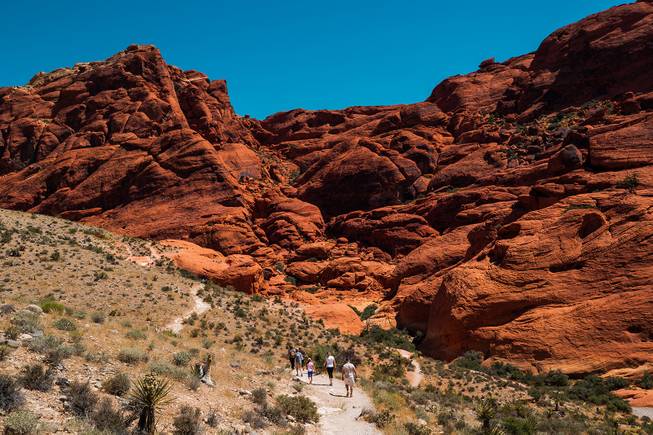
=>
[0,0,652,382]
[1,208,652,434]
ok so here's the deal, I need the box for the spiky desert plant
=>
[475,398,497,431]
[128,373,172,434]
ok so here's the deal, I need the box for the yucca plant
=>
[128,373,172,434]
[475,398,497,431]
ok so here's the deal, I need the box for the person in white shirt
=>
[324,354,336,386]
[341,360,357,398]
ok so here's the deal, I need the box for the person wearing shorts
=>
[294,349,304,376]
[341,360,357,398]
[325,353,336,386]
[306,358,315,384]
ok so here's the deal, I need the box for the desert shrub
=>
[67,381,98,417]
[452,350,484,370]
[0,344,12,361]
[251,387,267,406]
[404,422,432,435]
[275,395,319,423]
[10,310,41,334]
[242,409,268,429]
[125,329,147,340]
[359,326,415,351]
[617,173,639,192]
[39,298,65,314]
[148,361,189,381]
[501,416,537,435]
[350,304,378,321]
[53,317,77,331]
[117,348,148,365]
[3,410,39,435]
[539,370,569,387]
[361,408,395,428]
[186,376,201,391]
[372,351,407,382]
[27,335,73,365]
[487,362,533,383]
[568,375,631,412]
[206,408,220,427]
[172,351,192,367]
[128,374,172,434]
[0,374,23,411]
[172,405,203,434]
[638,372,653,389]
[91,398,128,434]
[20,363,54,391]
[90,311,105,324]
[102,373,131,396]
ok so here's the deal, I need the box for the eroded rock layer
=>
[1,2,653,374]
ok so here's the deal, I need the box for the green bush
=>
[617,173,639,193]
[172,351,192,367]
[501,416,537,435]
[638,372,653,389]
[53,317,77,331]
[3,410,39,435]
[102,372,131,396]
[275,395,319,423]
[350,304,378,321]
[125,329,147,340]
[117,348,148,365]
[148,361,189,381]
[359,326,415,351]
[28,335,73,365]
[452,351,483,371]
[10,310,41,334]
[568,375,631,412]
[404,422,432,435]
[372,350,407,382]
[361,408,395,428]
[39,298,65,314]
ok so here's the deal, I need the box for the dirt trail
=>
[295,372,380,435]
[166,282,210,333]
[396,349,423,388]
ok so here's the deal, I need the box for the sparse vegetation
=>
[3,410,40,434]
[67,381,99,417]
[275,395,319,423]
[102,372,131,397]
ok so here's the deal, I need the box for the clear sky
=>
[3,1,625,119]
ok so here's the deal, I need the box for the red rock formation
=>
[2,2,653,374]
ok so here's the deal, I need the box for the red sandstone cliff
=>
[1,2,652,374]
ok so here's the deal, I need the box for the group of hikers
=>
[287,348,357,398]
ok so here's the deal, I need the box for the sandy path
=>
[166,282,210,333]
[396,349,423,388]
[633,407,653,419]
[295,373,380,435]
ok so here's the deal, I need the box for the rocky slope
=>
[1,1,653,375]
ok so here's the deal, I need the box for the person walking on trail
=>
[288,348,296,372]
[341,360,357,398]
[325,353,336,386]
[306,358,315,384]
[295,349,304,376]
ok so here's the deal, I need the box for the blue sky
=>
[3,1,625,119]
